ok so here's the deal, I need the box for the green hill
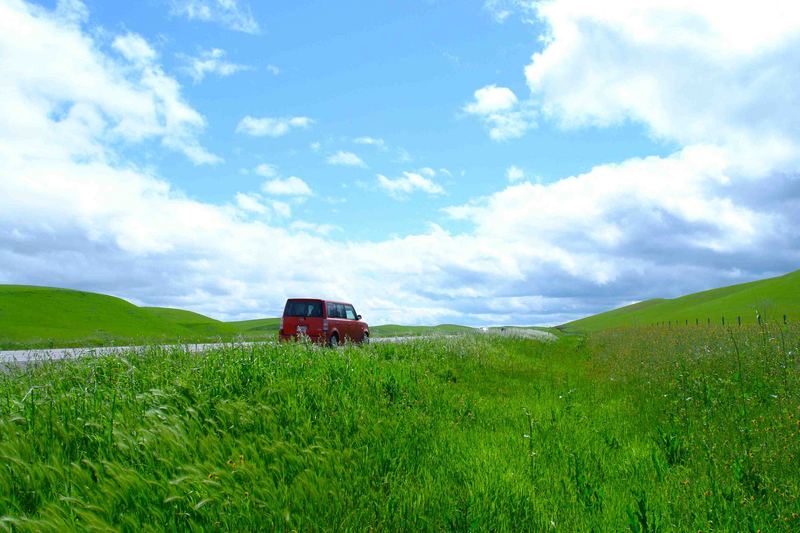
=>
[227,317,282,336]
[0,286,276,349]
[562,269,800,332]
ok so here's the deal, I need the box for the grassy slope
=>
[226,317,282,336]
[1,330,797,529]
[562,269,800,332]
[0,286,200,348]
[1,285,474,348]
[0,287,282,349]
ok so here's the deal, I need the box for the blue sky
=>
[78,0,673,240]
[1,0,799,324]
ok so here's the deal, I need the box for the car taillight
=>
[323,319,328,332]
[280,317,284,330]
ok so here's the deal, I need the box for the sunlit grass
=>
[0,328,798,529]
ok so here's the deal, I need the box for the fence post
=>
[722,316,725,326]
[737,316,741,326]
[695,318,698,326]
[758,314,762,325]
[707,318,710,325]
[784,314,788,325]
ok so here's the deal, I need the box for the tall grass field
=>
[1,326,798,529]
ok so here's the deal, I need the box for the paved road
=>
[0,329,556,366]
[0,337,410,365]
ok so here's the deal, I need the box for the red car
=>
[278,298,369,346]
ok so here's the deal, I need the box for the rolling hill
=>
[0,286,464,349]
[561,269,800,332]
[0,286,278,349]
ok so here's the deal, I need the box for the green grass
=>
[0,286,283,350]
[562,268,800,332]
[0,285,479,349]
[0,286,205,349]
[225,317,282,336]
[370,323,475,337]
[1,328,798,529]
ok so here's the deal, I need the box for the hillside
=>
[0,286,275,349]
[0,285,469,348]
[562,269,800,332]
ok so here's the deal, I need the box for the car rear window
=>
[284,300,323,317]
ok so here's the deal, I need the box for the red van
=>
[278,298,369,346]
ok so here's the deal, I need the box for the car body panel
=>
[279,298,368,344]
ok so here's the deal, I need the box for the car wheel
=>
[362,332,369,344]
[329,333,339,348]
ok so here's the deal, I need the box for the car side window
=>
[326,302,335,318]
[336,303,345,318]
[345,305,356,320]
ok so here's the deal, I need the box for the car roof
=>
[285,298,352,305]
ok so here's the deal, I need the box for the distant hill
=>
[370,324,475,337]
[561,269,800,332]
[0,285,472,349]
[0,286,277,349]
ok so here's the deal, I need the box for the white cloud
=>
[266,64,280,75]
[170,0,259,34]
[0,3,218,165]
[112,33,157,65]
[270,200,291,218]
[484,0,537,24]
[261,176,312,196]
[524,0,800,174]
[236,115,313,137]
[464,84,518,114]
[180,48,249,83]
[326,150,366,167]
[290,220,339,236]
[235,192,267,214]
[377,172,444,198]
[464,85,535,141]
[506,165,525,182]
[2,0,800,327]
[354,136,387,150]
[254,163,278,177]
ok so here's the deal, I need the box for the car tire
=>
[362,332,369,344]
[329,333,339,348]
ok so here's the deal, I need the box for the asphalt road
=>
[0,329,556,366]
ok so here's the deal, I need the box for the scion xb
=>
[278,298,369,346]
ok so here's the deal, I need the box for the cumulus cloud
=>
[290,220,339,236]
[2,0,800,326]
[236,115,313,137]
[235,192,267,214]
[261,176,312,196]
[326,150,366,167]
[524,0,800,174]
[0,2,218,165]
[254,163,278,177]
[170,0,259,34]
[377,172,444,198]
[180,48,249,83]
[463,85,535,140]
[506,165,525,182]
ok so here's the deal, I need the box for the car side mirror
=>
[357,314,362,320]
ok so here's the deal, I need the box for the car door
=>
[344,304,361,341]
